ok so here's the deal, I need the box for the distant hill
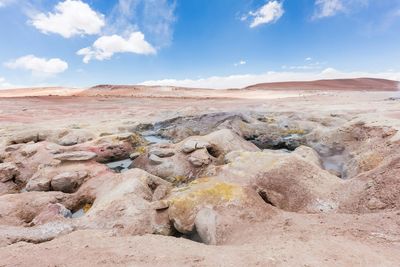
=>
[245,78,399,91]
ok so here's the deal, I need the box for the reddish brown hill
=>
[245,78,399,91]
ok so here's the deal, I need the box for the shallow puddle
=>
[106,158,132,173]
[143,134,170,144]
[71,209,85,218]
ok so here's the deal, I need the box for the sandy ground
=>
[0,85,400,266]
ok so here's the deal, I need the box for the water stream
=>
[106,134,171,173]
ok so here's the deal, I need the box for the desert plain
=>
[0,78,400,266]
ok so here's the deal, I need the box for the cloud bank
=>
[31,0,105,38]
[5,55,68,75]
[140,68,400,89]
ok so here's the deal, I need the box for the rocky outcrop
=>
[132,129,259,183]
[207,148,343,213]
[156,177,274,244]
[0,162,19,182]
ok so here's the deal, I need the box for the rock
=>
[149,154,164,165]
[181,140,211,153]
[31,203,72,226]
[0,222,74,246]
[149,148,175,158]
[58,130,95,146]
[6,130,49,145]
[167,177,272,235]
[194,208,217,245]
[0,181,18,196]
[181,140,197,153]
[133,129,259,182]
[0,191,68,226]
[129,152,141,160]
[76,133,146,163]
[188,149,211,167]
[216,150,342,213]
[0,162,19,182]
[366,197,387,210]
[20,143,39,158]
[293,145,322,167]
[51,171,88,193]
[53,151,97,161]
[25,170,52,192]
[76,168,172,236]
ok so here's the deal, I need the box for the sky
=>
[0,0,400,89]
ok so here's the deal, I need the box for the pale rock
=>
[53,151,97,161]
[0,162,19,183]
[188,149,211,167]
[51,171,88,193]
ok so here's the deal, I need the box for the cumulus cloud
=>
[5,55,68,75]
[248,1,284,28]
[140,68,400,89]
[77,32,156,63]
[30,0,105,38]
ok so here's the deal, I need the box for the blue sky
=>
[0,0,400,89]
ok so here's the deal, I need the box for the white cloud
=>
[30,0,105,38]
[234,60,247,67]
[313,0,368,19]
[314,0,344,18]
[77,32,156,63]
[305,57,312,61]
[140,68,400,89]
[248,1,284,28]
[5,55,68,75]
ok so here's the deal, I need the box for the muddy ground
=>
[0,88,399,266]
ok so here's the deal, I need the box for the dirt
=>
[0,84,400,267]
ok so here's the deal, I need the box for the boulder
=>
[0,162,19,183]
[6,130,49,145]
[0,222,74,247]
[194,208,217,245]
[165,177,273,241]
[129,152,141,160]
[31,203,72,226]
[213,150,343,213]
[0,191,68,226]
[77,133,146,163]
[188,149,211,167]
[25,169,53,192]
[53,151,97,161]
[75,169,173,236]
[51,171,88,193]
[293,145,322,167]
[132,129,259,183]
[149,154,164,165]
[149,147,175,158]
[57,129,95,146]
[181,140,210,153]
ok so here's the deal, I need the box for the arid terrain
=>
[0,78,400,267]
